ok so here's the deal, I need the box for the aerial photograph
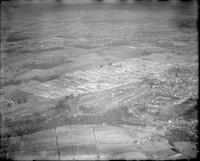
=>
[0,0,198,160]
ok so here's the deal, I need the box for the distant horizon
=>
[1,0,196,4]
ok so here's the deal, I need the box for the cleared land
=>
[0,0,198,160]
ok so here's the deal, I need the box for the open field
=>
[0,0,198,160]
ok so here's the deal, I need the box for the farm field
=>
[0,0,198,160]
